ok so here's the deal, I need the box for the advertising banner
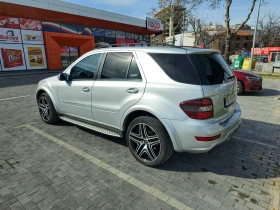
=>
[21,30,44,44]
[77,26,92,36]
[125,32,134,40]
[60,24,77,34]
[19,18,42,30]
[0,28,22,43]
[116,31,125,39]
[23,45,47,69]
[92,28,105,37]
[105,29,116,38]
[146,17,163,32]
[42,21,61,33]
[0,16,20,29]
[0,43,26,71]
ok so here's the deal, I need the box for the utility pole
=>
[180,10,185,46]
[249,0,261,71]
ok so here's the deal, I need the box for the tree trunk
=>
[224,35,231,60]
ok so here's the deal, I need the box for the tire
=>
[38,93,60,124]
[237,81,244,95]
[126,116,174,167]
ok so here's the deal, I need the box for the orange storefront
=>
[0,2,153,71]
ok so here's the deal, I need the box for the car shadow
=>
[157,118,280,179]
[56,118,280,179]
[241,88,280,97]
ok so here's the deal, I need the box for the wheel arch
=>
[36,88,60,113]
[121,106,183,152]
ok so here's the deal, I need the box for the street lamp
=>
[249,0,261,71]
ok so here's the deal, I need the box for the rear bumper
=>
[170,103,242,153]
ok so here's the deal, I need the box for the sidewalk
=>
[0,69,64,77]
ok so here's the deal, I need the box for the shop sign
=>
[0,16,20,29]
[23,45,47,69]
[0,28,22,43]
[19,18,42,31]
[146,17,163,32]
[21,30,44,44]
[0,43,26,71]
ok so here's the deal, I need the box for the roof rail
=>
[95,42,176,49]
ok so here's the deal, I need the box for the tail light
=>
[195,134,221,141]
[180,98,213,120]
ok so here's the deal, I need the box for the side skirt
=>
[60,115,122,138]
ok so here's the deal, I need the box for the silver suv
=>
[36,46,241,167]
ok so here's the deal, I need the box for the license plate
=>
[224,94,235,107]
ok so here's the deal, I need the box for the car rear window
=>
[149,53,234,85]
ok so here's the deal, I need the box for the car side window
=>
[101,52,133,79]
[127,56,142,79]
[70,53,102,80]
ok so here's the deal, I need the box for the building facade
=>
[0,0,153,71]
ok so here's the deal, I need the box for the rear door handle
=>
[81,87,90,92]
[126,88,139,94]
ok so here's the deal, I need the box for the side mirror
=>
[59,73,70,81]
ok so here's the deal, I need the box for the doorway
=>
[60,46,79,68]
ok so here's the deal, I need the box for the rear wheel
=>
[38,93,60,124]
[237,81,244,95]
[126,116,173,167]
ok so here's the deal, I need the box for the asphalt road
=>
[0,75,279,210]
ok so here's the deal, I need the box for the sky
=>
[62,0,279,27]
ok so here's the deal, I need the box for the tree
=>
[148,0,204,43]
[258,11,280,47]
[208,0,258,59]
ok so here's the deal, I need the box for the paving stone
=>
[37,200,52,210]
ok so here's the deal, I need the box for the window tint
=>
[101,52,133,79]
[149,53,201,85]
[127,57,142,79]
[70,54,102,80]
[188,54,233,85]
[149,53,234,85]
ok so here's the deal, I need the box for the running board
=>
[60,116,121,137]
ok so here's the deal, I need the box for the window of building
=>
[235,43,240,48]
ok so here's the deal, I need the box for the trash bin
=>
[242,58,257,70]
[232,57,244,69]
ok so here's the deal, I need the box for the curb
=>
[0,70,64,78]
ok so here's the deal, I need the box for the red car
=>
[233,69,263,95]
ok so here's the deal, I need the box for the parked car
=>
[233,69,262,95]
[36,46,241,167]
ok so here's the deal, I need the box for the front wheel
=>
[126,116,174,167]
[237,81,244,95]
[38,93,60,124]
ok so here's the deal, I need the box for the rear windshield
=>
[149,53,234,85]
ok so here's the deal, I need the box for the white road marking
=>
[0,95,31,101]
[24,124,193,210]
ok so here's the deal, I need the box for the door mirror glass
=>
[59,73,70,81]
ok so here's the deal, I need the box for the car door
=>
[91,51,146,129]
[57,53,103,120]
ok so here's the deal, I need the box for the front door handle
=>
[126,88,139,94]
[81,87,90,92]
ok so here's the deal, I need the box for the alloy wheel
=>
[38,96,50,121]
[129,123,161,162]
